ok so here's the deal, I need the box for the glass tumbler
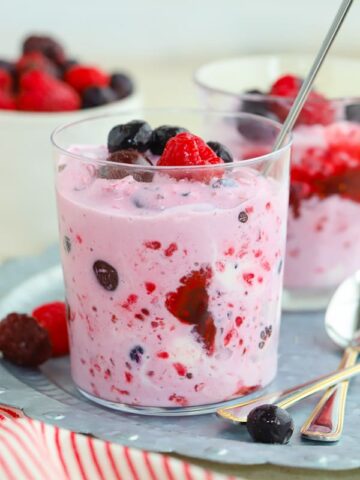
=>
[52,109,290,415]
[195,55,360,310]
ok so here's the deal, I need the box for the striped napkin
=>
[0,405,242,480]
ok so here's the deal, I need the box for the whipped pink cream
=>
[56,146,288,408]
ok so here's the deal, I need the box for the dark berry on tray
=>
[0,313,52,367]
[82,86,117,108]
[247,404,294,444]
[345,104,360,123]
[22,35,65,65]
[207,141,233,163]
[129,345,144,363]
[110,72,134,99]
[93,260,119,291]
[149,125,188,155]
[108,120,152,153]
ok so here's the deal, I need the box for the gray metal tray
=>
[0,247,359,471]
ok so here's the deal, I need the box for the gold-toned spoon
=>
[217,363,360,424]
[301,271,360,441]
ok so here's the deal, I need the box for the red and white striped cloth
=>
[0,405,243,480]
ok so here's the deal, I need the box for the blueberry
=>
[63,235,71,253]
[0,59,15,75]
[93,260,119,291]
[129,345,144,363]
[61,58,78,75]
[238,211,249,223]
[108,120,152,153]
[345,103,360,123]
[240,89,275,118]
[212,178,237,189]
[237,116,278,143]
[247,404,294,444]
[110,72,134,100]
[149,125,188,155]
[207,141,233,163]
[82,86,117,109]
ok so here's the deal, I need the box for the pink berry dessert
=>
[236,75,360,306]
[54,112,290,413]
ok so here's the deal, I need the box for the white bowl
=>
[194,54,360,104]
[0,92,142,260]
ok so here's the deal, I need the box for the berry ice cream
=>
[285,122,360,291]
[234,74,360,299]
[55,120,289,410]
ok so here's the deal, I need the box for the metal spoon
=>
[264,0,354,176]
[301,270,360,441]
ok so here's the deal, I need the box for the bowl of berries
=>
[195,54,360,310]
[0,34,141,260]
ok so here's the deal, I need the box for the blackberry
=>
[22,35,65,65]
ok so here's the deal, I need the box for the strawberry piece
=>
[158,132,223,182]
[0,90,16,110]
[65,65,109,93]
[16,52,58,77]
[0,69,12,91]
[269,74,333,125]
[32,301,69,357]
[17,70,80,112]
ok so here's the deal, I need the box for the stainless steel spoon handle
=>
[272,0,354,151]
[217,363,360,424]
[300,347,358,441]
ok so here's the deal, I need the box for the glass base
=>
[78,386,264,417]
[282,287,335,312]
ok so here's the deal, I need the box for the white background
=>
[2,0,360,62]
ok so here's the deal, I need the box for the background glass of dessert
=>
[0,34,141,260]
[195,55,360,310]
[52,109,291,415]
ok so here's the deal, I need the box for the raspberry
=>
[165,267,216,355]
[0,69,12,91]
[65,65,109,93]
[158,132,223,182]
[32,302,69,357]
[0,313,51,366]
[269,74,333,125]
[23,35,65,65]
[17,70,80,112]
[16,52,59,77]
[0,90,16,110]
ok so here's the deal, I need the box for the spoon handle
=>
[300,347,358,441]
[217,362,360,423]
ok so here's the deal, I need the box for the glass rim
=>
[194,58,360,104]
[51,108,292,171]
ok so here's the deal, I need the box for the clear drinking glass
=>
[195,55,360,310]
[52,109,290,415]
